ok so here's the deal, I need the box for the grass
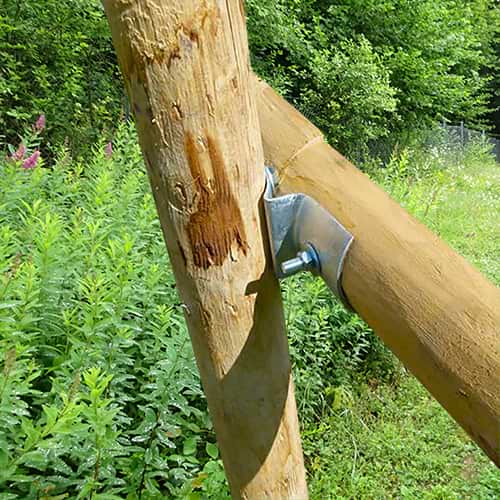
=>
[385,145,500,281]
[306,377,499,499]
[0,126,498,498]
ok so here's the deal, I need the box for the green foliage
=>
[0,121,393,497]
[370,128,500,282]
[304,133,500,499]
[1,0,498,159]
[283,276,398,422]
[247,0,498,157]
[1,2,498,496]
[0,0,122,155]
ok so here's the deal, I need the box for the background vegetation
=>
[247,0,499,157]
[0,0,499,498]
[1,0,498,158]
[0,0,121,154]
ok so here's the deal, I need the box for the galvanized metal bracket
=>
[264,167,354,310]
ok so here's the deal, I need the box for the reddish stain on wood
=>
[185,133,248,269]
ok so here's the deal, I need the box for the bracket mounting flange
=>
[264,167,354,310]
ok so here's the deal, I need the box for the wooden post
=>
[101,2,308,498]
[256,78,500,465]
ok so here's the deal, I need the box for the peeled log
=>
[102,2,308,498]
[256,78,500,465]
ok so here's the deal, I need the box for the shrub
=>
[247,0,498,157]
[0,124,227,498]
[0,0,122,156]
[1,0,497,159]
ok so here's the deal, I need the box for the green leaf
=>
[183,436,198,456]
[42,404,59,430]
[19,450,49,470]
[206,442,219,459]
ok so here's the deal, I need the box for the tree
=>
[246,0,498,157]
[0,0,121,153]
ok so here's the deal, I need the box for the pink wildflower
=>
[34,114,46,131]
[12,143,26,161]
[104,141,113,159]
[22,150,40,169]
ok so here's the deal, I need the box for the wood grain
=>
[256,77,500,466]
[102,2,308,498]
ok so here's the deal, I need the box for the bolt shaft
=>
[280,244,320,277]
[281,256,307,276]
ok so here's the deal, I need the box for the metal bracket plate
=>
[264,167,354,309]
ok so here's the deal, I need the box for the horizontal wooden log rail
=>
[256,77,500,465]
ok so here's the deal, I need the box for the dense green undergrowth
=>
[0,125,225,498]
[1,124,499,498]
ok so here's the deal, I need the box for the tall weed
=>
[0,124,226,498]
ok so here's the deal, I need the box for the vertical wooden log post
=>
[256,79,500,465]
[102,1,308,498]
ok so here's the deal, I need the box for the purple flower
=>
[104,141,113,159]
[34,114,46,131]
[22,150,40,169]
[12,143,26,161]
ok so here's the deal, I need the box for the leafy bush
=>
[1,115,498,497]
[247,0,498,157]
[1,0,498,159]
[284,276,397,422]
[0,0,122,156]
[0,124,228,498]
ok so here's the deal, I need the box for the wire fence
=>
[443,121,500,162]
